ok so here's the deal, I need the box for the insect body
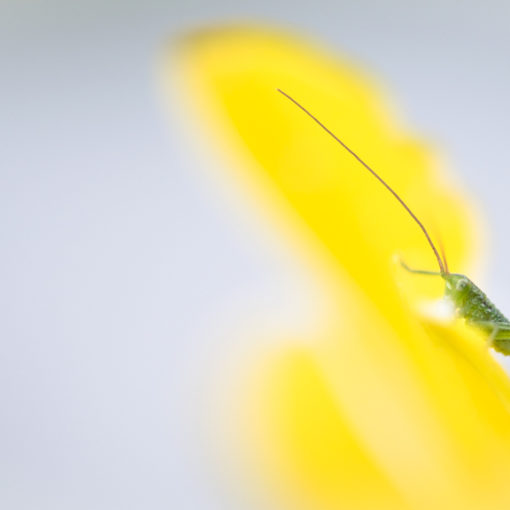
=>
[277,88,510,355]
[446,274,510,354]
[402,263,510,354]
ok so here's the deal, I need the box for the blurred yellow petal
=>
[246,348,411,510]
[170,25,479,310]
[167,25,510,510]
[246,323,510,510]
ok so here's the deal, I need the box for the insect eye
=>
[456,279,467,291]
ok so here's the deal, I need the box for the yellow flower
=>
[167,26,510,510]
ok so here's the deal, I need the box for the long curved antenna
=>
[438,235,450,275]
[277,88,445,275]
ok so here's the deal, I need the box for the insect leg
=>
[399,259,443,276]
[471,320,510,351]
[488,326,500,349]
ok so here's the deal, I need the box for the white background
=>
[2,1,510,508]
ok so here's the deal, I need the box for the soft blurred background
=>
[2,1,510,509]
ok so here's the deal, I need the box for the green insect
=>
[277,88,510,355]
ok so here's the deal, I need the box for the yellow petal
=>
[167,25,510,510]
[244,321,510,510]
[244,348,412,510]
[169,25,480,311]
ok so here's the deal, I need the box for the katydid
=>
[277,88,510,355]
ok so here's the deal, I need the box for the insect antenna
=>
[277,88,446,275]
[438,235,450,275]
